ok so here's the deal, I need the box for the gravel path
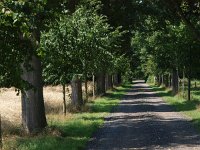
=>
[86,80,200,150]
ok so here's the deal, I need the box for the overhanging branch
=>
[167,0,200,41]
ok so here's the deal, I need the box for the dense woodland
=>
[0,0,200,140]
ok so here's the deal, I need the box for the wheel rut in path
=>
[86,80,200,150]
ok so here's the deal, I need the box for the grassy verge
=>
[3,84,131,150]
[150,84,200,131]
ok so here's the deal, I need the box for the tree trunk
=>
[155,75,159,85]
[188,46,192,101]
[21,55,47,133]
[164,74,169,87]
[169,74,172,87]
[182,68,185,95]
[84,79,88,102]
[117,73,122,85]
[105,74,109,91]
[144,75,149,83]
[158,74,162,86]
[154,76,156,85]
[62,84,67,115]
[0,114,2,149]
[188,76,191,101]
[92,75,96,100]
[108,75,113,89]
[71,75,83,108]
[113,74,119,86]
[172,68,179,95]
[96,73,105,95]
[105,74,113,90]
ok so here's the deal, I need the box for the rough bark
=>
[154,76,156,85]
[155,75,159,85]
[158,74,162,86]
[169,74,172,87]
[63,84,67,115]
[117,73,122,85]
[109,75,113,89]
[164,74,169,87]
[105,74,109,91]
[96,73,106,95]
[105,74,113,90]
[182,69,185,95]
[161,74,164,85]
[71,76,83,108]
[188,76,191,101]
[188,47,192,101]
[144,75,149,83]
[84,79,88,102]
[92,75,96,100]
[21,55,47,133]
[113,74,119,86]
[0,114,2,149]
[172,68,179,95]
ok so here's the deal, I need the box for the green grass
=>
[3,85,130,150]
[150,84,200,131]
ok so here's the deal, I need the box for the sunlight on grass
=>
[3,85,130,150]
[150,85,200,131]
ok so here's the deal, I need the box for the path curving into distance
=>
[86,80,200,150]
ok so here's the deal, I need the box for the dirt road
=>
[86,81,200,150]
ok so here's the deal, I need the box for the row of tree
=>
[0,0,131,133]
[1,0,199,134]
[132,0,200,100]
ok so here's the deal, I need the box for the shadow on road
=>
[86,81,200,150]
[93,115,200,149]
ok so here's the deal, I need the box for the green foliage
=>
[0,0,67,87]
[41,6,125,84]
[130,0,200,80]
[132,11,200,79]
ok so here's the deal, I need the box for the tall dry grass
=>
[0,82,93,134]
